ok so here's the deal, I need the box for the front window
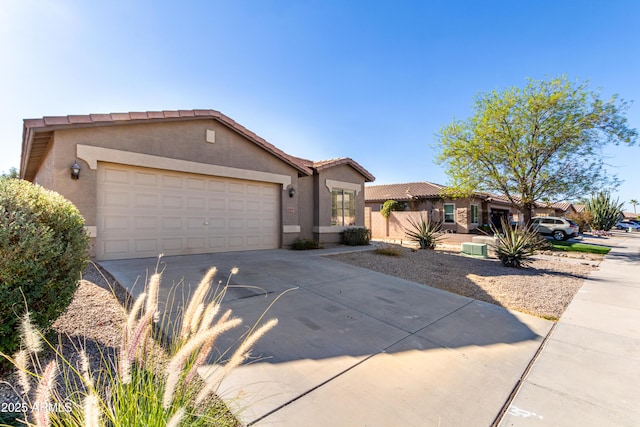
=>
[332,189,356,226]
[444,204,455,223]
[470,204,479,224]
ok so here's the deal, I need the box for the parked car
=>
[531,217,580,240]
[615,221,640,231]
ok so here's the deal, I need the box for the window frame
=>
[470,204,479,224]
[331,188,357,226]
[443,203,455,223]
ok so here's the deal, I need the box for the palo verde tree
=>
[435,77,637,224]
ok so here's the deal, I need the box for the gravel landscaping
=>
[329,245,602,320]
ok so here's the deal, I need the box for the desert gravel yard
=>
[329,246,601,320]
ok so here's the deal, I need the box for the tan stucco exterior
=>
[21,111,374,258]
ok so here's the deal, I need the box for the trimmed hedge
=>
[0,179,89,366]
[342,227,371,246]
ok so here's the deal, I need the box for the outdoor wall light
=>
[70,161,81,180]
[287,185,296,198]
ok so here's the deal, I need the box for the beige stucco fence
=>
[366,210,433,240]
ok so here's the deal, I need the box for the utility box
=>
[461,242,488,258]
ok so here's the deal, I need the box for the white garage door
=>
[96,163,279,260]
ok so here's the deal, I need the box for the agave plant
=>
[491,218,549,268]
[404,214,443,249]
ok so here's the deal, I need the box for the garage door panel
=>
[209,198,226,211]
[103,167,129,184]
[162,238,182,251]
[97,163,280,260]
[187,178,206,190]
[187,217,206,229]
[135,239,157,253]
[162,175,183,188]
[162,195,183,209]
[104,191,129,207]
[187,197,206,209]
[187,237,206,250]
[228,199,244,211]
[209,218,226,230]
[135,217,158,230]
[135,194,158,208]
[209,237,226,248]
[229,182,244,194]
[135,172,158,186]
[103,216,129,231]
[208,180,226,192]
[162,217,183,230]
[228,236,245,247]
[102,240,130,257]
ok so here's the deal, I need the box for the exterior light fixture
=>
[288,185,296,198]
[70,161,81,180]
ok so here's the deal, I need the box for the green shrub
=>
[342,227,371,246]
[0,179,89,367]
[567,211,593,232]
[291,238,322,250]
[491,218,549,268]
[404,215,443,249]
[380,200,404,219]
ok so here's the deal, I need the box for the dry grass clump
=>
[373,245,404,257]
[0,260,277,426]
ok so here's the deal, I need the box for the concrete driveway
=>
[100,247,552,426]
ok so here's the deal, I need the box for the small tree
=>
[0,167,18,179]
[436,76,637,225]
[585,191,623,231]
[630,198,638,214]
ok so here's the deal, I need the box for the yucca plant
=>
[0,262,278,427]
[404,214,443,249]
[491,218,549,268]
[585,191,624,232]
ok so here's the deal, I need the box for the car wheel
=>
[553,230,566,241]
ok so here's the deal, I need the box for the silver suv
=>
[531,217,579,241]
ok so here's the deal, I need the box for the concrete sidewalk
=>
[101,246,552,426]
[499,232,640,426]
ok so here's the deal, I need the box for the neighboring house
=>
[532,201,578,218]
[365,181,579,238]
[20,110,374,260]
[364,181,507,235]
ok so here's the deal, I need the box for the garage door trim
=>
[77,144,292,186]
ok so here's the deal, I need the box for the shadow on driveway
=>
[99,248,553,426]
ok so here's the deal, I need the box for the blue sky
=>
[2,0,639,211]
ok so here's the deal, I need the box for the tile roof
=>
[365,181,447,201]
[367,182,577,213]
[21,109,375,182]
[311,158,375,182]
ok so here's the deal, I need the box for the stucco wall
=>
[31,119,304,253]
[314,164,367,244]
[366,197,485,234]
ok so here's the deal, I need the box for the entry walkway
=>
[499,232,640,426]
